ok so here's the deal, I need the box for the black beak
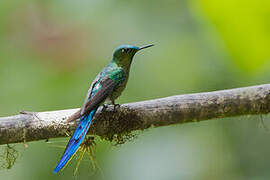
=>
[139,44,154,51]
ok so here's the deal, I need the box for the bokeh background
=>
[1,0,270,179]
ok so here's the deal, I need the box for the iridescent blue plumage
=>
[54,79,102,173]
[53,111,96,173]
[54,44,153,173]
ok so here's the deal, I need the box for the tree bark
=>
[1,84,270,145]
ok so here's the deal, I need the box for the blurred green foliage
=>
[0,0,270,179]
[192,0,270,72]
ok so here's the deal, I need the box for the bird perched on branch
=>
[54,44,154,173]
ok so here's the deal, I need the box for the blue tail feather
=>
[53,109,97,173]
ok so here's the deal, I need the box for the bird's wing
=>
[81,74,101,115]
[80,76,116,116]
[66,75,100,122]
[67,69,125,122]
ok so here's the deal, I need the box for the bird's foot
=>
[102,103,120,112]
[113,104,121,112]
[102,104,109,112]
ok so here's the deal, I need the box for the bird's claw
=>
[102,104,109,112]
[113,104,121,112]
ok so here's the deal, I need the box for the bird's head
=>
[112,44,154,67]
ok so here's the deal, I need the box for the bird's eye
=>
[121,49,126,53]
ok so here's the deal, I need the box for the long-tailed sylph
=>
[54,44,154,173]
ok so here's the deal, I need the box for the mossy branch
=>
[1,84,270,145]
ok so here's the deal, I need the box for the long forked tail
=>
[53,109,97,173]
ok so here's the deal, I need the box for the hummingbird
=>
[53,44,154,173]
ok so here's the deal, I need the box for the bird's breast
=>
[109,73,129,101]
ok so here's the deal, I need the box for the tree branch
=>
[1,84,270,145]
